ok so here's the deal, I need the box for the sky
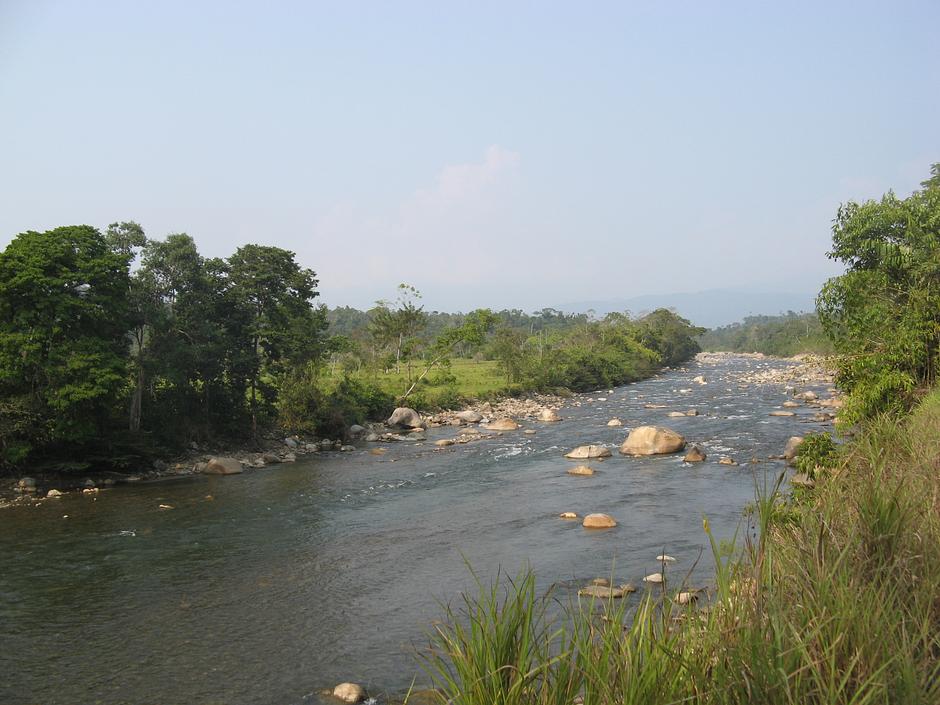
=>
[1,1,938,314]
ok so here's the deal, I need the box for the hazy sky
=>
[1,1,938,312]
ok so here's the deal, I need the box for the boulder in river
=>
[607,418,622,426]
[783,436,805,461]
[567,465,595,476]
[684,445,707,462]
[769,410,796,417]
[386,407,423,428]
[203,457,243,475]
[783,401,800,408]
[559,511,578,519]
[435,439,454,447]
[538,408,561,422]
[582,513,617,528]
[578,583,636,598]
[455,410,483,423]
[643,572,664,584]
[667,411,686,417]
[692,375,707,384]
[332,682,365,703]
[46,489,63,498]
[564,445,611,459]
[484,418,520,431]
[719,457,738,466]
[620,426,685,456]
[796,390,818,401]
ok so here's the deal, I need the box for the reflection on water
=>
[0,356,832,705]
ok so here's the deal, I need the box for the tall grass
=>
[417,391,940,704]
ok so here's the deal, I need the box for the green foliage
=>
[0,226,131,467]
[818,163,940,422]
[793,432,840,476]
[699,312,834,356]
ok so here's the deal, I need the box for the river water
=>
[0,355,833,705]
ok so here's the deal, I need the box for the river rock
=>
[524,429,536,435]
[387,407,423,428]
[643,572,664,584]
[348,424,365,437]
[567,465,595,476]
[16,477,36,491]
[332,682,365,703]
[782,401,800,408]
[592,577,610,586]
[607,418,622,426]
[283,437,298,448]
[538,408,561,422]
[484,418,520,431]
[685,409,699,416]
[796,391,818,401]
[578,583,636,598]
[564,445,611,459]
[719,457,738,466]
[656,554,676,562]
[46,489,63,498]
[692,375,707,384]
[582,513,617,528]
[559,511,578,519]
[455,410,483,423]
[435,439,454,447]
[203,457,243,475]
[620,426,685,456]
[675,591,699,605]
[683,445,707,462]
[770,410,796,417]
[364,432,380,442]
[262,452,281,464]
[667,411,686,417]
[791,473,816,488]
[783,436,804,461]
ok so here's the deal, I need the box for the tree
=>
[817,163,940,421]
[226,244,325,438]
[0,226,131,466]
[369,284,428,373]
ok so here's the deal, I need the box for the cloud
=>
[308,146,522,303]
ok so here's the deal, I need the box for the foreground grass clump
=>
[419,392,940,704]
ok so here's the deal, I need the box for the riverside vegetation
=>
[412,165,940,705]
[0,225,702,475]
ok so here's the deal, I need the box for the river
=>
[0,354,833,705]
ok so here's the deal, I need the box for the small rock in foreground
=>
[332,682,365,703]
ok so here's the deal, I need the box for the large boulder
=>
[582,513,617,528]
[783,436,804,461]
[484,418,520,431]
[455,410,483,423]
[538,408,561,422]
[564,445,611,459]
[203,457,243,475]
[619,426,685,456]
[387,407,423,428]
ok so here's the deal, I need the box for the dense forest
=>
[0,229,702,473]
[697,312,833,356]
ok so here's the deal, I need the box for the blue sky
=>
[1,1,938,313]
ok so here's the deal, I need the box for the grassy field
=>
[416,390,940,704]
[323,359,510,408]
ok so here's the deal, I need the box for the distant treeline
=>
[0,227,703,473]
[697,312,834,357]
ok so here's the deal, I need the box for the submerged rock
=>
[607,418,623,427]
[718,457,738,466]
[538,408,561,422]
[559,511,578,519]
[683,445,707,462]
[578,583,636,598]
[769,410,796,417]
[435,439,455,447]
[620,426,685,456]
[567,465,595,476]
[564,445,611,459]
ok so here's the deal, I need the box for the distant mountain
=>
[556,289,818,329]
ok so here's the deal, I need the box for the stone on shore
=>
[683,445,707,462]
[538,408,561,422]
[455,410,483,423]
[582,513,617,528]
[783,436,804,461]
[332,682,365,703]
[386,407,423,428]
[567,465,595,476]
[348,424,365,437]
[484,418,520,431]
[564,445,611,459]
[620,426,685,456]
[203,457,244,475]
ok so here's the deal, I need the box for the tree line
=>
[0,225,704,473]
[698,312,833,357]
